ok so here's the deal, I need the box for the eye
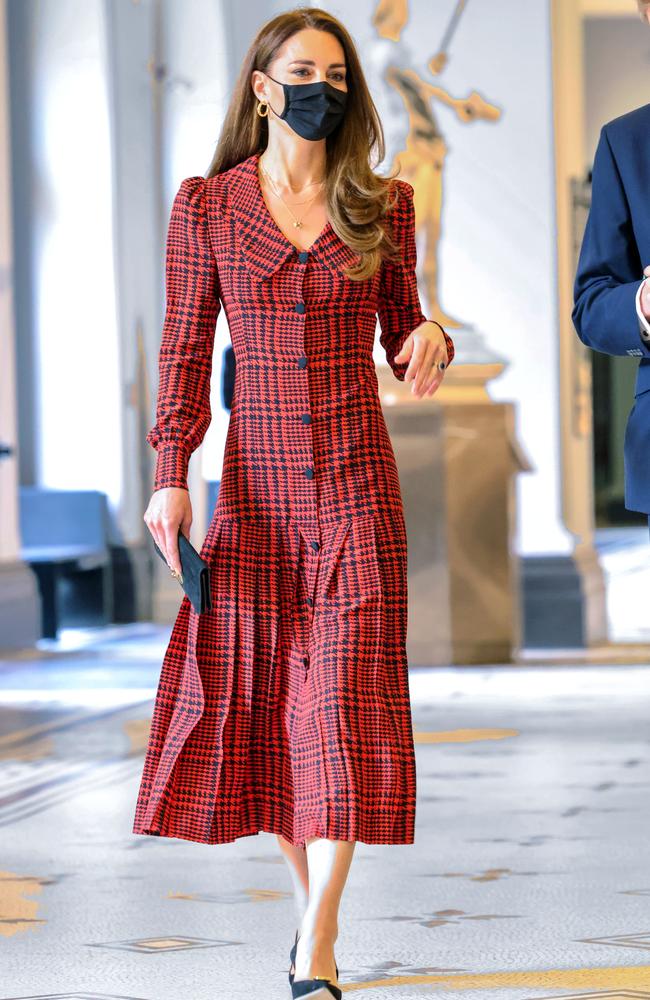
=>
[291,68,346,84]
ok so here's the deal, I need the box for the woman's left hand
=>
[394,320,449,398]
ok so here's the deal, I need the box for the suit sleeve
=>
[377,179,455,381]
[146,175,221,492]
[572,125,650,359]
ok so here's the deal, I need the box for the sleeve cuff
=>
[152,441,191,492]
[636,278,650,343]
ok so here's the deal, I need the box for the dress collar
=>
[229,151,361,281]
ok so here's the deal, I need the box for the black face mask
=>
[264,72,348,141]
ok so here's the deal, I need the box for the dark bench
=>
[19,488,114,639]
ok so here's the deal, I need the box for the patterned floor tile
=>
[579,934,650,952]
[87,934,240,953]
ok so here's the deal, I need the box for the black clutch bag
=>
[153,529,212,615]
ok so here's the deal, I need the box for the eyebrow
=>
[288,59,346,68]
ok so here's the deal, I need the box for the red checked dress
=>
[132,150,455,848]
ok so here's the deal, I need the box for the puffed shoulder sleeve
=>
[377,179,455,380]
[146,175,222,492]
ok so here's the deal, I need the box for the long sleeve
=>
[376,179,455,381]
[572,125,650,359]
[147,175,221,491]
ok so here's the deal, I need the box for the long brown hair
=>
[205,7,403,281]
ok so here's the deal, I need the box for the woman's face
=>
[256,27,348,114]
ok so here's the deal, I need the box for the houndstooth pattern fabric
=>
[132,151,455,848]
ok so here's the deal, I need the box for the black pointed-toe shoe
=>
[290,976,342,1000]
[288,929,299,984]
[289,931,338,986]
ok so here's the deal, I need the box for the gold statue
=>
[373,0,501,332]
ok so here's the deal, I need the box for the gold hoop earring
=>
[256,100,269,118]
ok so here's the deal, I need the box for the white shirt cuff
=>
[636,278,650,342]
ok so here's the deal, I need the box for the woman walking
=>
[133,8,455,998]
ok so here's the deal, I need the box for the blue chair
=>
[19,487,114,639]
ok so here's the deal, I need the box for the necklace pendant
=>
[293,220,302,229]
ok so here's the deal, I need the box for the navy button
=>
[306,596,314,607]
[297,356,308,369]
[298,251,309,263]
[305,467,314,480]
[295,301,306,314]
[310,540,320,552]
[301,413,312,424]
[303,656,309,667]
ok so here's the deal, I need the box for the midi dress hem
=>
[132,827,415,849]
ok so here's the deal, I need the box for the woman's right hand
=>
[144,487,193,580]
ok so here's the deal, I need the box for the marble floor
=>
[1,618,650,1000]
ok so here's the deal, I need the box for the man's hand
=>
[394,320,449,398]
[642,264,650,322]
[144,487,193,581]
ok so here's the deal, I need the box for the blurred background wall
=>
[1,0,648,656]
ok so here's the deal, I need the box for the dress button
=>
[303,656,309,667]
[306,596,314,607]
[295,301,306,314]
[310,540,320,552]
[301,413,312,424]
[297,356,308,369]
[298,251,309,263]
[305,467,314,480]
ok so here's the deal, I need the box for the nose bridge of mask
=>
[265,71,342,104]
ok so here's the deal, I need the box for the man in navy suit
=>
[572,0,650,528]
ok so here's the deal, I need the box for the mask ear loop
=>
[262,71,283,119]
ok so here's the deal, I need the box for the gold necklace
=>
[259,161,325,230]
